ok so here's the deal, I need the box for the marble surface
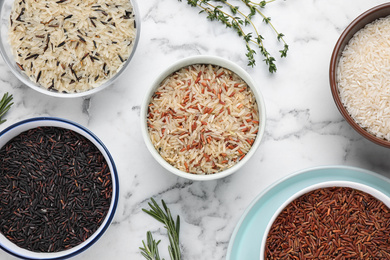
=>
[1,0,390,259]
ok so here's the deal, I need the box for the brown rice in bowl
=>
[141,56,266,181]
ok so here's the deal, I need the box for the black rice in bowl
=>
[265,187,390,259]
[0,126,112,252]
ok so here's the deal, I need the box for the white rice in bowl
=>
[9,0,136,93]
[337,15,390,141]
[147,64,260,175]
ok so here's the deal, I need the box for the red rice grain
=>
[265,187,390,259]
[147,64,259,175]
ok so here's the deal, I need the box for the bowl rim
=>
[259,180,390,259]
[140,55,266,181]
[329,2,390,148]
[0,117,119,259]
[0,0,141,98]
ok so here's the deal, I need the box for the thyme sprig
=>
[0,92,13,124]
[140,198,181,260]
[180,0,288,73]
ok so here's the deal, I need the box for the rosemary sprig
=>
[0,92,13,124]
[140,198,181,260]
[140,231,163,260]
[180,0,288,73]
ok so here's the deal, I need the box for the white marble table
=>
[1,0,390,259]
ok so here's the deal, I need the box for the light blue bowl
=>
[227,166,390,260]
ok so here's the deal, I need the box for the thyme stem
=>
[248,0,276,6]
[179,0,288,73]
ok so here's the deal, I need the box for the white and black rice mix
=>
[147,64,260,175]
[9,0,136,93]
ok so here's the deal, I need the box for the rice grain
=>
[337,15,390,141]
[9,0,136,93]
[265,187,390,259]
[147,64,260,175]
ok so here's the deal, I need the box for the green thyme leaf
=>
[180,0,289,73]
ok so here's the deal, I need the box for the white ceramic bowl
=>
[0,117,119,259]
[259,180,390,259]
[0,0,140,98]
[140,55,266,181]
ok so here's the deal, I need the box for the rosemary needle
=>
[0,92,14,124]
[140,198,181,260]
[140,231,163,260]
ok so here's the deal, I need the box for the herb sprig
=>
[179,0,288,73]
[0,93,13,124]
[140,231,163,260]
[140,198,181,260]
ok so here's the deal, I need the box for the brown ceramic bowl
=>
[329,3,390,148]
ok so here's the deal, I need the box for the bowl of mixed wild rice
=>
[141,56,266,181]
[261,180,390,259]
[0,117,119,259]
[0,0,140,97]
[330,3,390,148]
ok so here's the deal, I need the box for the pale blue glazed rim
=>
[226,165,390,260]
[0,117,119,259]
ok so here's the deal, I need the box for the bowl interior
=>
[259,181,390,260]
[0,0,140,98]
[329,3,390,147]
[0,117,118,259]
[140,55,266,181]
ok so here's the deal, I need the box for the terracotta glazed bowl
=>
[330,3,390,148]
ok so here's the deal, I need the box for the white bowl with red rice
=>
[0,0,140,98]
[140,55,266,181]
[0,117,119,259]
[260,180,390,259]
